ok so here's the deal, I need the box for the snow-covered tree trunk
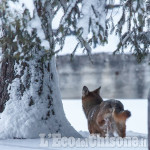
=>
[0,57,15,112]
[0,0,81,138]
[0,56,81,138]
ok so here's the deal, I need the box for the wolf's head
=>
[82,86,103,105]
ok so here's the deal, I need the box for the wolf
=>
[82,86,131,137]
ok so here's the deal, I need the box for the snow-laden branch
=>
[60,0,78,25]
[77,0,106,40]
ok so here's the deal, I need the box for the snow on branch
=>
[60,0,78,25]
[59,0,107,56]
[77,0,106,40]
[1,0,52,59]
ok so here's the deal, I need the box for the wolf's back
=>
[100,99,124,113]
[100,99,131,122]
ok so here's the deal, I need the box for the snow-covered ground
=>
[0,99,148,150]
[63,99,148,134]
[0,137,147,150]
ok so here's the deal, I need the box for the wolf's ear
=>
[93,86,101,95]
[82,86,89,97]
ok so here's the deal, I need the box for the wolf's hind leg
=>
[116,123,126,138]
[105,118,114,137]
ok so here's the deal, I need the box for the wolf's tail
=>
[112,109,131,123]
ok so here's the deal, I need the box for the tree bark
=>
[0,57,15,112]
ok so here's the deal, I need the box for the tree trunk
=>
[0,0,82,139]
[0,57,15,112]
[0,55,81,138]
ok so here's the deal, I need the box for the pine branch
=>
[105,4,122,9]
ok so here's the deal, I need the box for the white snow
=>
[8,0,34,18]
[0,99,148,150]
[58,7,130,55]
[52,8,63,29]
[0,19,3,38]
[0,0,132,57]
[77,0,106,39]
[58,33,120,55]
[6,0,50,50]
[60,0,78,26]
[132,1,138,11]
[52,0,126,55]
[41,40,50,50]
[0,138,147,150]
[19,0,34,18]
[26,10,50,50]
